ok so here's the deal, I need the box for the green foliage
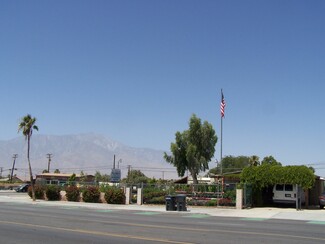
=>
[54,169,60,173]
[241,164,315,189]
[164,114,217,184]
[223,189,236,202]
[104,187,125,204]
[121,170,149,184]
[28,185,44,199]
[68,173,76,186]
[249,155,260,166]
[65,185,80,202]
[45,185,61,201]
[261,156,282,166]
[95,171,111,182]
[82,186,101,203]
[143,187,166,204]
[209,155,250,175]
[206,199,217,206]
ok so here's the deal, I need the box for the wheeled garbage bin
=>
[165,195,176,211]
[176,194,187,211]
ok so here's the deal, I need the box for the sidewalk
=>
[1,191,325,222]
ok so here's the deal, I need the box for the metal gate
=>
[243,183,253,208]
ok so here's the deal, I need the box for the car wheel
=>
[320,205,324,209]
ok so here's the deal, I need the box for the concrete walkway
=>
[1,191,325,222]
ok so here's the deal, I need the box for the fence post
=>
[125,187,131,205]
[137,188,143,205]
[236,188,243,209]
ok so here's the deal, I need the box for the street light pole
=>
[10,154,18,182]
[47,153,52,173]
[118,159,122,169]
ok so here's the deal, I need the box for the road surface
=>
[0,200,324,243]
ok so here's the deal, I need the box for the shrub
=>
[218,198,232,206]
[28,185,45,199]
[143,187,166,204]
[104,187,125,204]
[66,185,80,201]
[65,185,80,202]
[82,186,101,203]
[206,199,217,206]
[45,185,61,201]
[145,196,165,204]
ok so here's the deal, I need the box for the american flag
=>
[220,91,226,118]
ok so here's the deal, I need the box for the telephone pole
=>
[10,154,18,182]
[127,165,131,175]
[47,153,52,173]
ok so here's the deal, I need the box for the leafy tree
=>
[79,171,87,182]
[261,156,282,166]
[121,170,149,184]
[209,155,250,175]
[54,169,60,173]
[18,114,39,201]
[164,114,217,184]
[42,169,49,173]
[94,171,111,182]
[68,173,76,185]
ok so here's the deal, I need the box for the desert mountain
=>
[0,133,178,180]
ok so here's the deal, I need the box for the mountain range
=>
[0,133,178,180]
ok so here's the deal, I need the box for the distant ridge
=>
[0,133,178,180]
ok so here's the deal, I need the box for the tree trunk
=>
[191,171,199,185]
[28,136,36,201]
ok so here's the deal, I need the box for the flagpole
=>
[220,89,223,176]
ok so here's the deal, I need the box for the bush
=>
[145,196,165,204]
[206,199,217,206]
[218,198,232,206]
[28,185,45,199]
[65,185,80,202]
[45,185,61,201]
[82,186,101,203]
[104,187,125,204]
[143,187,166,204]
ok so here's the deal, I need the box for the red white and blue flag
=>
[220,91,226,118]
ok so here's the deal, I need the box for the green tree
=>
[121,170,149,184]
[95,171,111,182]
[68,173,76,185]
[54,169,60,173]
[18,114,39,201]
[249,155,260,166]
[79,171,87,182]
[164,114,217,184]
[261,156,282,166]
[42,169,49,173]
[209,155,250,175]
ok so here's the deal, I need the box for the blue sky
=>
[1,1,324,176]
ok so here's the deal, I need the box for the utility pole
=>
[127,165,131,175]
[0,167,3,178]
[46,153,52,173]
[10,154,18,182]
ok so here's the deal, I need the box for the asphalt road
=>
[0,200,325,244]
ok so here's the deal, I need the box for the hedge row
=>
[27,185,125,204]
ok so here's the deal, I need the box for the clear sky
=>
[1,1,324,176]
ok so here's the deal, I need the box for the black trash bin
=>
[176,194,187,211]
[165,195,176,211]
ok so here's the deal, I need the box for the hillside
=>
[0,133,178,180]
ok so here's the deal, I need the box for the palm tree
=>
[18,114,38,201]
[249,155,260,167]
